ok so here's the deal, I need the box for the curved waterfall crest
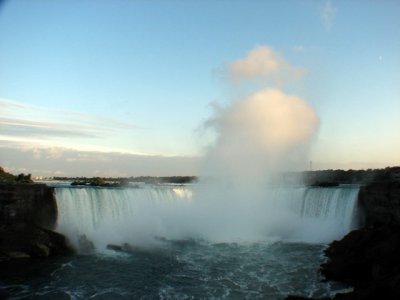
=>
[55,185,359,249]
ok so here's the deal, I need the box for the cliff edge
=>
[0,183,73,261]
[286,167,400,300]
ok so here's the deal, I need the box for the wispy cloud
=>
[0,117,98,138]
[293,45,306,53]
[0,98,139,153]
[321,0,337,31]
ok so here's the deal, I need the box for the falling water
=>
[0,185,359,299]
[55,184,359,249]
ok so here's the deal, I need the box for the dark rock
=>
[40,226,74,256]
[78,234,95,254]
[31,243,50,257]
[288,169,400,300]
[106,244,124,251]
[311,181,339,187]
[315,175,400,300]
[0,184,58,229]
[106,242,143,253]
[0,224,73,260]
[0,184,74,261]
[358,181,400,227]
[321,225,400,286]
[6,251,31,259]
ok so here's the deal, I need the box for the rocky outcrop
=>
[320,225,400,298]
[358,181,400,226]
[286,168,400,300]
[0,223,73,260]
[0,184,73,261]
[318,180,400,299]
[0,184,57,229]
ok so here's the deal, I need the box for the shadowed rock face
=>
[0,184,73,261]
[359,181,400,227]
[321,225,400,285]
[316,181,400,299]
[286,169,400,300]
[0,224,73,259]
[0,184,57,229]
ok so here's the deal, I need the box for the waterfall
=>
[55,185,359,249]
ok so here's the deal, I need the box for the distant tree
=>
[16,174,24,182]
[90,177,106,186]
[0,166,16,184]
[15,173,33,184]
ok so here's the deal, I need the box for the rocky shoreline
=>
[287,168,400,300]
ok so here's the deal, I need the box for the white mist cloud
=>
[204,88,319,180]
[321,0,337,31]
[222,89,317,151]
[181,46,322,242]
[203,46,319,182]
[228,46,305,85]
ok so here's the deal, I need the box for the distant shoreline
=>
[35,166,400,187]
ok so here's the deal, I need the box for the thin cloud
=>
[321,0,337,31]
[29,147,64,160]
[293,45,306,52]
[62,110,138,131]
[0,117,98,138]
[0,98,32,108]
[0,145,200,177]
[0,98,139,152]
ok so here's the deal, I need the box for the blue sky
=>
[0,0,399,176]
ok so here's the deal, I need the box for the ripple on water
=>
[0,240,350,299]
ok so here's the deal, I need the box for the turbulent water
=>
[0,184,359,299]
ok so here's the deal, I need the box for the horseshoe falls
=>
[55,185,360,249]
[2,184,359,300]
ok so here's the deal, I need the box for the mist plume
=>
[58,46,327,246]
[202,46,319,182]
[228,45,305,86]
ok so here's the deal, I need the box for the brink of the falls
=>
[55,185,360,250]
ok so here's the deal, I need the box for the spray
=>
[56,46,355,249]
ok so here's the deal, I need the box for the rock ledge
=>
[0,184,73,261]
